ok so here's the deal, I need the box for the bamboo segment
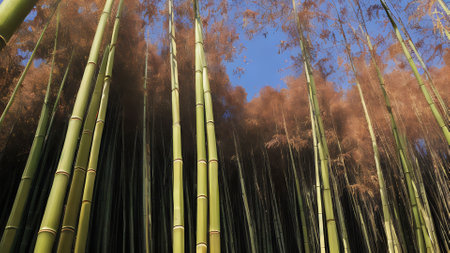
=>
[56,46,110,253]
[291,1,340,251]
[33,0,116,251]
[0,0,38,50]
[0,4,60,131]
[380,0,450,145]
[169,0,185,252]
[74,1,124,251]
[0,10,60,252]
[193,1,208,252]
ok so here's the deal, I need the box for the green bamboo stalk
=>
[233,132,257,253]
[291,1,340,251]
[360,19,428,253]
[0,4,60,131]
[194,4,220,251]
[380,0,450,145]
[193,1,208,252]
[168,0,184,252]
[45,51,74,141]
[33,0,116,251]
[143,33,151,253]
[56,46,110,253]
[282,112,310,253]
[334,7,395,251]
[0,10,59,251]
[0,0,38,50]
[74,1,124,251]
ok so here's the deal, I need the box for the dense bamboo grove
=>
[0,0,448,252]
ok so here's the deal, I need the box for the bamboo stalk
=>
[0,10,60,251]
[193,2,208,252]
[33,0,116,251]
[168,0,185,251]
[0,0,39,50]
[74,1,124,251]
[380,0,450,145]
[56,45,110,253]
[193,3,221,251]
[143,32,151,253]
[0,3,60,131]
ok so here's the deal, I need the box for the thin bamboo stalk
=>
[0,4,60,131]
[0,0,39,50]
[33,0,116,251]
[143,33,151,253]
[334,6,395,251]
[168,0,184,251]
[56,45,110,252]
[233,132,257,253]
[380,0,450,145]
[291,1,340,251]
[74,1,124,251]
[0,10,59,251]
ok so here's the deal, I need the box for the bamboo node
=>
[173,121,181,126]
[61,226,76,232]
[97,119,105,124]
[82,199,92,204]
[5,225,19,230]
[204,89,211,94]
[195,69,203,73]
[196,242,207,248]
[197,194,207,199]
[71,116,83,121]
[198,160,207,164]
[21,176,32,180]
[87,61,97,66]
[74,166,86,172]
[35,134,45,138]
[207,120,214,124]
[38,227,57,236]
[209,230,220,234]
[196,103,204,107]
[174,158,183,163]
[171,87,179,92]
[55,171,70,177]
[87,168,97,174]
[209,159,218,163]
[173,225,185,230]
[83,129,93,134]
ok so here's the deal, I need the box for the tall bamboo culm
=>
[0,0,38,50]
[33,0,116,251]
[380,0,450,146]
[291,0,340,251]
[193,1,208,252]
[169,0,185,252]
[194,3,221,250]
[358,12,429,253]
[74,1,124,251]
[56,45,110,252]
[0,9,60,252]
[143,34,151,253]
[334,6,395,251]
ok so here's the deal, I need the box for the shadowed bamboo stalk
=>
[359,14,429,253]
[0,0,38,50]
[143,33,151,253]
[334,5,395,251]
[0,3,61,131]
[169,0,184,252]
[233,132,257,253]
[380,0,450,145]
[194,2,221,251]
[193,1,208,252]
[33,0,116,251]
[45,51,74,141]
[282,112,310,253]
[56,46,110,252]
[74,1,124,251]
[291,0,340,251]
[0,10,60,251]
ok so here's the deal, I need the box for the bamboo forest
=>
[0,0,449,252]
